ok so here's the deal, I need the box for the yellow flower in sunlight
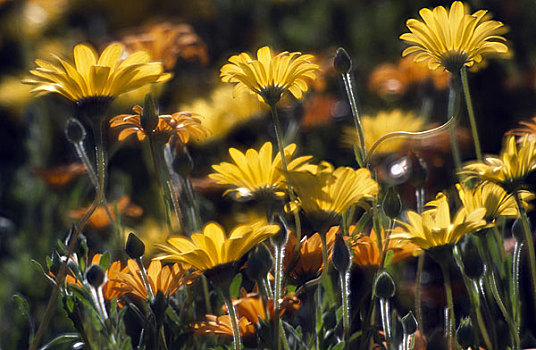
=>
[181,85,267,143]
[392,193,486,250]
[400,1,508,72]
[156,221,279,271]
[287,163,379,229]
[110,260,190,301]
[284,227,336,283]
[341,110,427,155]
[23,43,172,104]
[455,182,533,224]
[460,135,536,191]
[109,105,210,144]
[220,46,319,105]
[209,142,313,201]
[351,228,419,267]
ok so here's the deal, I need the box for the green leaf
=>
[13,294,30,321]
[65,295,75,313]
[229,273,242,299]
[384,249,394,268]
[329,342,345,350]
[39,333,80,349]
[99,251,111,270]
[45,256,53,270]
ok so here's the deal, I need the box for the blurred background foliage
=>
[2,0,536,348]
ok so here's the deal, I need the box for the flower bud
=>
[375,271,396,299]
[65,118,87,144]
[125,232,145,259]
[246,244,273,282]
[85,264,105,288]
[382,187,402,219]
[401,311,418,335]
[334,48,352,74]
[271,215,289,247]
[332,234,351,273]
[512,217,530,242]
[460,238,484,280]
[456,317,475,349]
[141,94,159,133]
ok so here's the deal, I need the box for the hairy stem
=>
[460,67,482,161]
[342,72,366,166]
[439,261,455,350]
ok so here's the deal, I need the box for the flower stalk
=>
[221,290,242,350]
[460,67,482,161]
[438,260,455,350]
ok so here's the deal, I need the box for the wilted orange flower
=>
[69,195,143,230]
[122,22,208,69]
[109,259,191,301]
[34,163,87,188]
[284,227,337,282]
[509,116,536,137]
[351,228,419,267]
[110,105,210,144]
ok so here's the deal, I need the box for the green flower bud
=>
[382,187,402,219]
[401,311,418,335]
[85,264,105,288]
[246,244,273,282]
[460,238,484,280]
[141,94,159,133]
[375,271,396,299]
[456,317,475,349]
[332,234,351,273]
[334,48,352,74]
[125,232,145,259]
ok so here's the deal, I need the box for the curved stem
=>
[31,116,108,350]
[514,191,536,316]
[460,67,482,161]
[136,257,154,302]
[439,261,454,350]
[342,72,366,166]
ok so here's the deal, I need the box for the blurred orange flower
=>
[69,195,143,230]
[34,163,87,188]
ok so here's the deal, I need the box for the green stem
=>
[414,187,425,343]
[201,275,212,315]
[342,73,367,166]
[439,261,455,350]
[379,298,392,347]
[340,271,350,341]
[149,138,183,233]
[447,81,463,173]
[183,176,202,232]
[31,115,108,350]
[222,291,242,350]
[512,241,522,336]
[273,244,285,350]
[136,257,154,302]
[514,191,536,316]
[460,67,482,161]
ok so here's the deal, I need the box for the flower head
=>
[156,221,279,271]
[341,110,427,155]
[110,105,210,144]
[109,260,190,301]
[455,182,533,224]
[23,43,171,104]
[209,142,313,201]
[460,135,536,191]
[392,193,486,250]
[400,1,508,72]
[69,195,142,230]
[287,163,379,229]
[220,46,319,105]
[34,163,87,188]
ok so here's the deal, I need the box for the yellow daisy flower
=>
[400,1,508,72]
[341,110,427,155]
[392,193,486,250]
[156,221,279,271]
[455,182,533,224]
[220,46,319,105]
[460,135,536,191]
[23,43,172,104]
[209,142,313,201]
[109,105,210,144]
[287,163,379,229]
